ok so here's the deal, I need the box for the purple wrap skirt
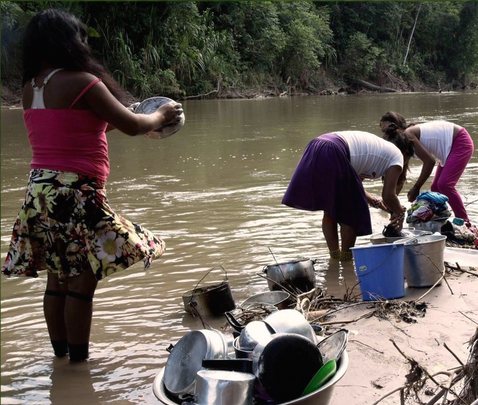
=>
[282,133,372,236]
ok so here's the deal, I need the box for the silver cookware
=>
[316,329,348,363]
[263,309,317,344]
[163,329,227,397]
[237,321,274,352]
[194,369,256,405]
[241,291,290,310]
[263,258,316,294]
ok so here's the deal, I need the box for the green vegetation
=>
[2,1,478,100]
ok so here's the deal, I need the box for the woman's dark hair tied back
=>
[380,111,414,130]
[383,123,399,139]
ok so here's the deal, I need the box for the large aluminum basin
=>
[153,350,348,405]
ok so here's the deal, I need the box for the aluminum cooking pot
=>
[163,329,228,397]
[263,258,316,294]
[194,369,256,405]
[183,267,236,317]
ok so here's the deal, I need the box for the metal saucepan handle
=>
[179,392,197,405]
[224,311,245,332]
[398,231,431,246]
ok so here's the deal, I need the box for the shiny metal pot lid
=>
[163,331,210,396]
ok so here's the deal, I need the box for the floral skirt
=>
[1,169,165,282]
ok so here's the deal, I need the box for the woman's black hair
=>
[384,128,415,186]
[380,111,415,132]
[22,8,127,104]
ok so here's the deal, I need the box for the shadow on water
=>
[50,359,101,405]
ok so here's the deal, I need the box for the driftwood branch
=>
[320,310,375,326]
[182,89,218,100]
[445,261,478,276]
[348,78,397,92]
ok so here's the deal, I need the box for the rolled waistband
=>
[29,169,106,189]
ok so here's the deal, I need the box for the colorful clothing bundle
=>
[406,191,451,223]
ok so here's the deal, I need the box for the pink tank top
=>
[24,74,110,181]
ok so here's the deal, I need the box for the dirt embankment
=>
[3,76,468,109]
[1,80,23,108]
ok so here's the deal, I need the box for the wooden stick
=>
[306,310,328,320]
[320,310,375,326]
[350,339,385,354]
[443,342,465,366]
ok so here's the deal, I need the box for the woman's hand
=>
[389,209,406,232]
[407,185,420,202]
[157,102,183,127]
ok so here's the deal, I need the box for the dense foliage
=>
[1,1,477,99]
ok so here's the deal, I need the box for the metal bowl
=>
[241,291,290,309]
[134,96,185,139]
[263,309,317,344]
[237,321,274,352]
[233,336,253,359]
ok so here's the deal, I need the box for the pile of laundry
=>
[406,191,451,224]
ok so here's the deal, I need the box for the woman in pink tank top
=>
[2,9,184,362]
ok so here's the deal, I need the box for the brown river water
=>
[1,91,477,404]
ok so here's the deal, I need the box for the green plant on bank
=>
[1,2,31,81]
[1,1,477,100]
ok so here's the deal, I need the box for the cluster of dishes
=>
[153,302,348,405]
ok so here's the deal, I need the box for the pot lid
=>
[163,331,209,395]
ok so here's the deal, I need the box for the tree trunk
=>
[403,3,422,66]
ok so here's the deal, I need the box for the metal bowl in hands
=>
[134,96,185,139]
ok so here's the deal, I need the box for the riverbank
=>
[1,76,458,109]
[322,266,477,405]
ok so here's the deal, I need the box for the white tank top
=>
[30,68,64,109]
[416,121,454,166]
[334,131,403,179]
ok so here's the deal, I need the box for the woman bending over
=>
[380,111,474,224]
[282,130,414,260]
